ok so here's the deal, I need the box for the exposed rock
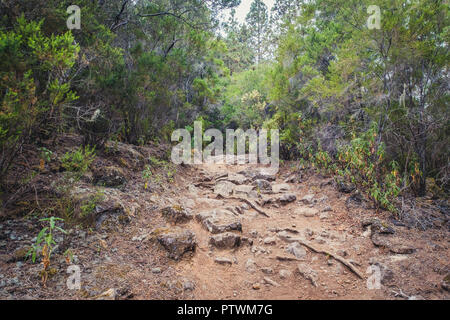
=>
[151,268,162,274]
[93,166,127,188]
[161,206,193,224]
[196,209,242,234]
[319,212,329,220]
[389,245,416,255]
[277,231,299,243]
[241,237,254,246]
[234,185,256,197]
[209,233,241,249]
[182,279,196,291]
[261,267,273,275]
[239,169,276,182]
[286,242,307,259]
[272,183,291,193]
[279,194,297,204]
[263,237,277,245]
[253,179,273,192]
[214,257,233,265]
[284,174,301,183]
[214,181,235,197]
[362,218,395,235]
[279,269,292,279]
[155,227,197,260]
[297,263,318,287]
[336,180,356,193]
[223,173,250,185]
[296,207,318,217]
[300,194,315,204]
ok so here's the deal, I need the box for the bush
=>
[61,146,96,178]
[0,16,79,183]
[336,123,401,212]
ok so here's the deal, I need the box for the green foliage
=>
[336,123,401,212]
[27,217,67,264]
[0,16,79,182]
[61,146,96,177]
[80,192,104,218]
[38,147,53,163]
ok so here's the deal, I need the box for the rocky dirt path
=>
[1,147,448,300]
[164,158,384,299]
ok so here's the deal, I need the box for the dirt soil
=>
[0,139,449,300]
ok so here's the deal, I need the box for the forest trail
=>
[0,142,448,300]
[134,156,446,300]
[168,157,383,299]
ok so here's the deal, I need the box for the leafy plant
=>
[61,146,96,178]
[80,192,104,218]
[27,217,68,286]
[336,123,401,212]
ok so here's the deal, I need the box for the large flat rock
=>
[196,209,242,234]
[156,227,197,260]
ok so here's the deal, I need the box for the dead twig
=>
[224,196,270,218]
[295,238,364,279]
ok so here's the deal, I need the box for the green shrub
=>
[0,16,79,183]
[61,146,96,178]
[336,123,401,212]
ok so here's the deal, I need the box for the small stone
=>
[263,237,277,245]
[156,227,197,260]
[246,259,257,274]
[272,183,291,193]
[261,267,273,275]
[253,179,273,192]
[214,257,233,265]
[151,268,162,274]
[279,194,297,204]
[252,283,261,290]
[296,207,318,217]
[286,242,307,259]
[319,212,329,220]
[209,233,241,249]
[300,194,315,204]
[279,269,292,279]
[161,206,193,224]
[183,279,196,291]
[297,263,318,287]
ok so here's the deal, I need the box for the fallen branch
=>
[224,196,270,218]
[295,239,364,279]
